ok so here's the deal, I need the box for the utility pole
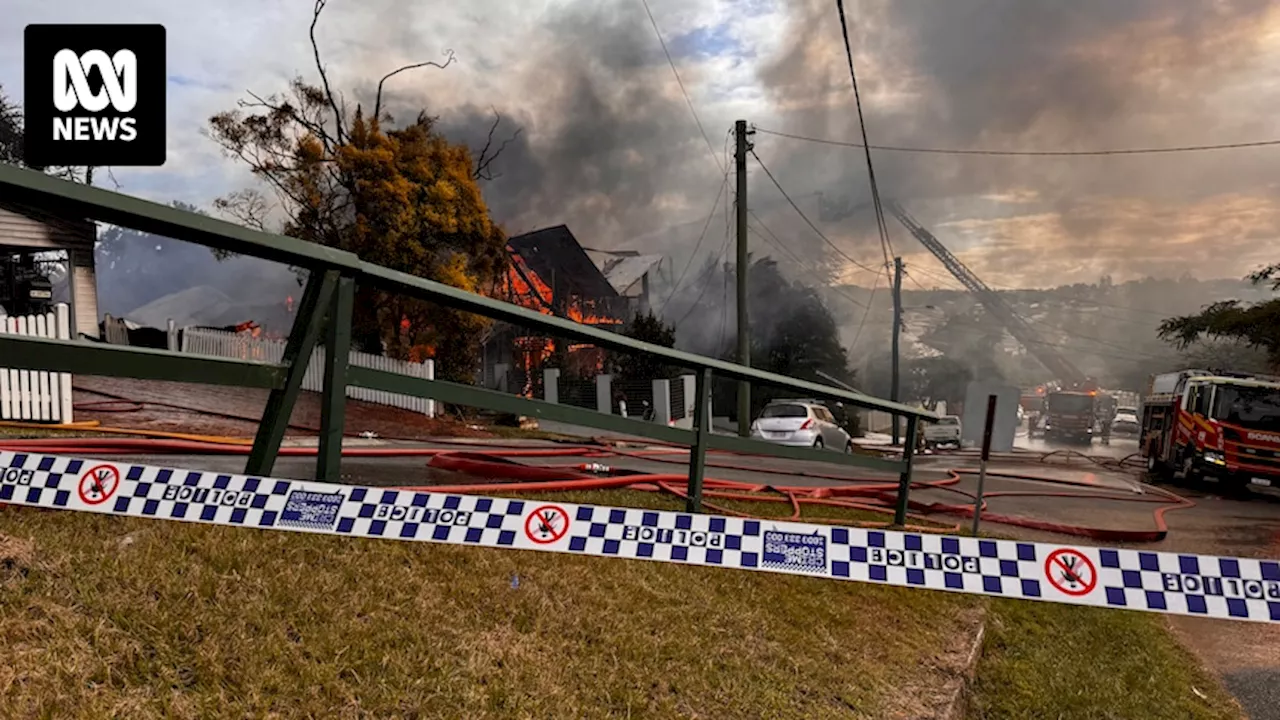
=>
[735,120,753,437]
[891,256,903,445]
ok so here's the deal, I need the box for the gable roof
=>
[507,225,619,301]
[600,254,663,295]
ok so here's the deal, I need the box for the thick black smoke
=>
[757,0,1280,267]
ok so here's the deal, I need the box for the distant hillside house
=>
[0,201,100,338]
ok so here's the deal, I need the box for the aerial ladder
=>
[885,201,1090,389]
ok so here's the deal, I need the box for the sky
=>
[3,0,1280,290]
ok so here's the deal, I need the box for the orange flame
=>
[506,255,624,326]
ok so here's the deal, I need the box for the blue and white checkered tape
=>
[3,451,1278,623]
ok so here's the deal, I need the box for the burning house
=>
[484,225,640,396]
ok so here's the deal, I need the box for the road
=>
[32,433,1280,719]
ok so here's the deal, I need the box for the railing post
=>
[317,275,354,482]
[596,373,612,414]
[246,270,338,476]
[893,415,920,526]
[686,368,712,513]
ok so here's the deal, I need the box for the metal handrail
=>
[0,163,931,522]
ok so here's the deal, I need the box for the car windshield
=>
[937,417,959,426]
[761,404,808,419]
[1212,385,1280,431]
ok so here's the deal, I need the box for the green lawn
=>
[968,599,1243,719]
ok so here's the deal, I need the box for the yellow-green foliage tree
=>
[207,0,516,381]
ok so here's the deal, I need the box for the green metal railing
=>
[0,164,938,522]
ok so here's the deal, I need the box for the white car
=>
[923,415,963,447]
[1111,412,1140,435]
[750,400,853,452]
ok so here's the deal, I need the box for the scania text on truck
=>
[1141,369,1280,491]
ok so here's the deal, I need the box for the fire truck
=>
[1141,369,1280,491]
[1044,390,1096,444]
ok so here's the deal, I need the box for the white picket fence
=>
[181,328,436,416]
[0,303,74,423]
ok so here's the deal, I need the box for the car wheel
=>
[813,437,824,450]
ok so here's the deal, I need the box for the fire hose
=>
[0,434,1193,543]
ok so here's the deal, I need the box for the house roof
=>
[125,285,294,331]
[507,225,619,301]
[600,254,663,295]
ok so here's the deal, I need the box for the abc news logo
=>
[24,24,166,168]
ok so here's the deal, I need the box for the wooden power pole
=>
[735,120,752,437]
[891,256,903,445]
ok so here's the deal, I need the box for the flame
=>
[505,254,624,326]
[502,251,626,395]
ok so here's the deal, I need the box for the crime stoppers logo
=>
[24,24,166,167]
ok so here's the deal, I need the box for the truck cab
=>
[1142,371,1280,491]
[1044,391,1095,444]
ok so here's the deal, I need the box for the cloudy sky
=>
[4,0,1279,289]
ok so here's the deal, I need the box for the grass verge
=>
[0,501,980,719]
[967,598,1243,719]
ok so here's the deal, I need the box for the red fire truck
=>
[1044,390,1096,444]
[1141,369,1280,491]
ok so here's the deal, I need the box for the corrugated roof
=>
[507,225,619,300]
[600,254,662,294]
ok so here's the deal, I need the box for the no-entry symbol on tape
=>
[525,505,570,544]
[1045,548,1097,596]
[78,465,120,505]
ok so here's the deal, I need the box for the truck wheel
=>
[1146,453,1171,482]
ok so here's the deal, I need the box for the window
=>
[761,404,807,419]
[937,417,960,426]
[1189,385,1211,416]
[1211,385,1280,431]
[815,407,835,423]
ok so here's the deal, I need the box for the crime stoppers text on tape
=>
[2,451,1279,623]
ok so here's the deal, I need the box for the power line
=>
[638,0,723,174]
[848,271,883,350]
[748,149,882,275]
[746,218,867,309]
[755,127,1280,157]
[674,222,734,329]
[834,0,893,278]
[659,175,728,315]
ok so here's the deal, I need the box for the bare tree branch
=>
[241,90,338,149]
[373,49,457,122]
[473,106,522,182]
[310,0,346,147]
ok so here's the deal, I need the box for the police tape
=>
[3,451,1279,623]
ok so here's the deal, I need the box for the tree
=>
[865,354,972,410]
[206,0,517,382]
[1159,264,1280,370]
[0,86,23,166]
[612,311,677,383]
[0,85,101,184]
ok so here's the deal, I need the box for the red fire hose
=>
[0,435,1193,543]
